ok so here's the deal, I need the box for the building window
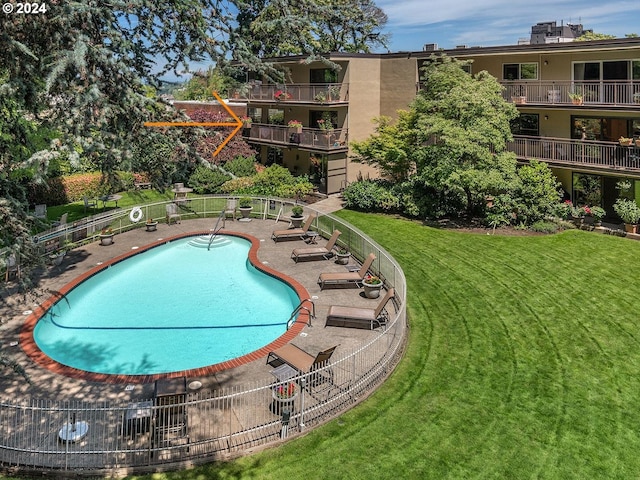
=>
[310,69,338,84]
[503,63,538,80]
[310,111,337,130]
[511,114,539,136]
[573,173,602,207]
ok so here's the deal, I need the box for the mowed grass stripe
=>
[125,212,640,480]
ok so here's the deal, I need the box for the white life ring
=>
[129,207,143,223]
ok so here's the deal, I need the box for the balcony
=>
[240,83,348,104]
[509,135,640,175]
[502,81,640,108]
[244,123,348,152]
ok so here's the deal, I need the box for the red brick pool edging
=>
[19,230,311,384]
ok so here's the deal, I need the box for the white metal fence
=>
[3,197,407,477]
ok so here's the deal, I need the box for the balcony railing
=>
[240,83,348,104]
[502,80,640,107]
[509,135,640,173]
[245,123,348,151]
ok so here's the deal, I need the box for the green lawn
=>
[13,210,640,479]
[44,189,175,224]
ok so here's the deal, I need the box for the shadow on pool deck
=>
[0,218,386,404]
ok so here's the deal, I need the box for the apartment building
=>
[242,37,640,212]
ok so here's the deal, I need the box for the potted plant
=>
[613,198,640,233]
[145,217,158,232]
[271,382,298,413]
[274,89,292,101]
[634,92,640,104]
[99,227,114,246]
[238,197,253,221]
[240,116,252,128]
[362,274,383,299]
[272,382,298,402]
[327,85,341,101]
[314,91,327,102]
[290,205,305,228]
[335,247,350,265]
[569,92,583,105]
[287,119,303,133]
[619,136,633,146]
[589,206,606,227]
[570,204,588,227]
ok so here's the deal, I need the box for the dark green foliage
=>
[529,220,561,233]
[224,156,258,177]
[188,166,233,194]
[222,164,313,198]
[341,179,398,212]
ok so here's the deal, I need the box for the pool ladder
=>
[207,210,226,251]
[286,299,316,330]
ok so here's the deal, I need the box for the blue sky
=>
[161,1,640,83]
[376,0,640,51]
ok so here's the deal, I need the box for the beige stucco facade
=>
[245,38,640,206]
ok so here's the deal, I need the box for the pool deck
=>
[1,217,385,404]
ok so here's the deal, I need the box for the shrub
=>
[224,156,257,177]
[342,180,399,212]
[188,166,232,194]
[291,205,304,217]
[239,197,252,208]
[613,198,640,224]
[529,221,560,234]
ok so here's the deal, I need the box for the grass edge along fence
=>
[3,196,407,478]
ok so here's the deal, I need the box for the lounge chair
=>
[271,214,316,242]
[326,288,395,330]
[291,229,341,263]
[317,253,376,289]
[166,203,181,224]
[34,204,47,219]
[266,344,337,373]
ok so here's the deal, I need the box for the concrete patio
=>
[0,216,392,405]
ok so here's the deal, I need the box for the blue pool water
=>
[34,236,299,375]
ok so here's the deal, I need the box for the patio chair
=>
[52,212,68,228]
[326,288,395,330]
[290,229,341,263]
[5,253,20,282]
[34,204,47,219]
[224,198,238,221]
[166,203,181,224]
[317,253,376,290]
[271,214,316,242]
[267,343,337,373]
[83,196,97,213]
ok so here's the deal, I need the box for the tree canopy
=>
[350,54,560,220]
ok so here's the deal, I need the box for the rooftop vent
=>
[423,43,438,51]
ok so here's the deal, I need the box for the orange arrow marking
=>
[144,91,244,157]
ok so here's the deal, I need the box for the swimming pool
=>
[32,235,301,376]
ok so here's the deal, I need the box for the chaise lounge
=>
[266,344,337,373]
[271,214,316,242]
[326,288,395,330]
[317,253,376,289]
[290,229,341,262]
